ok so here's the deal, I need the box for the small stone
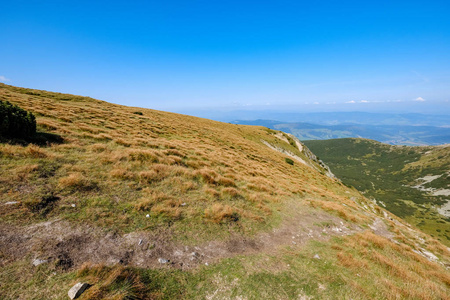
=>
[146,214,150,218]
[189,252,199,261]
[158,258,169,264]
[313,254,320,260]
[68,282,89,299]
[32,259,48,266]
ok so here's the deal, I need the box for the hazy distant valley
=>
[232,113,450,146]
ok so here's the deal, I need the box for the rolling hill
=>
[303,138,450,246]
[1,83,449,299]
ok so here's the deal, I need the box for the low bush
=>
[0,100,36,139]
[285,157,294,165]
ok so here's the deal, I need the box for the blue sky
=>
[1,0,449,114]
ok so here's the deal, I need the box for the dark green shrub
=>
[0,100,36,139]
[228,212,240,222]
[285,157,294,165]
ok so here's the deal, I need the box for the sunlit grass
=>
[1,83,449,299]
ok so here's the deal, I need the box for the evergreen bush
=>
[0,100,36,139]
[285,157,294,165]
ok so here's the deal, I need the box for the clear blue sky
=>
[1,0,449,114]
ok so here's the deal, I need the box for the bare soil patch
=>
[0,207,363,271]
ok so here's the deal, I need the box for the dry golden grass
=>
[23,145,48,158]
[151,200,182,219]
[76,264,149,300]
[1,84,449,297]
[203,186,220,198]
[193,168,220,184]
[204,203,236,223]
[336,251,368,269]
[134,190,173,211]
[126,149,160,162]
[216,175,236,187]
[333,231,450,300]
[89,143,108,152]
[426,238,450,257]
[37,118,59,130]
[115,138,132,147]
[221,187,240,198]
[110,167,134,179]
[13,164,39,180]
[308,198,360,222]
[0,144,18,157]
[58,172,97,191]
[58,172,86,188]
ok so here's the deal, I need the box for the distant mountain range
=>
[190,110,450,126]
[232,118,450,146]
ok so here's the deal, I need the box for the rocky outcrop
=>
[68,282,89,299]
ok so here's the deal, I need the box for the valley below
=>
[304,138,450,246]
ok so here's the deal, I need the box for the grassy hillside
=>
[1,83,449,299]
[304,138,450,246]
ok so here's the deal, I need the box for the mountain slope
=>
[1,84,449,299]
[303,138,450,246]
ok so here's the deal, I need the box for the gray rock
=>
[68,282,89,299]
[158,258,169,264]
[32,259,48,266]
[190,252,199,260]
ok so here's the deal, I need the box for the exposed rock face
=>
[261,134,337,179]
[288,134,336,179]
[68,282,89,299]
